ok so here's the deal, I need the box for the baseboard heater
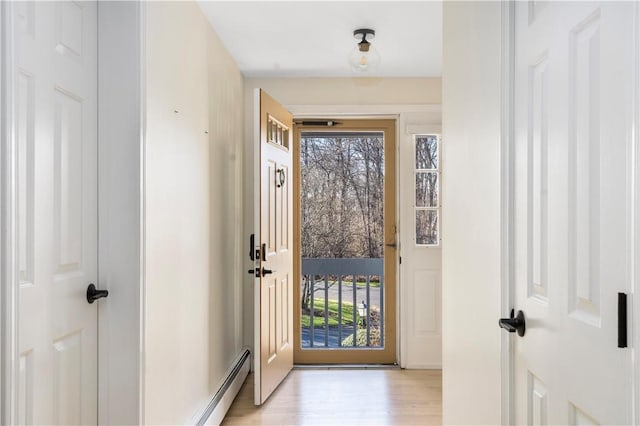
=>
[196,348,251,426]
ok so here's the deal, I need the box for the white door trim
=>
[500,2,640,424]
[0,2,19,424]
[633,3,640,424]
[96,2,146,424]
[499,1,515,425]
[289,104,441,118]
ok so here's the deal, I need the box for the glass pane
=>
[416,172,438,207]
[415,135,438,169]
[416,210,438,245]
[300,133,384,258]
[300,132,385,349]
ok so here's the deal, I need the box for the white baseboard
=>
[196,349,251,426]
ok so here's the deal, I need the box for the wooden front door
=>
[254,89,294,405]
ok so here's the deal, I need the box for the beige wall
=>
[144,2,244,423]
[245,77,441,106]
[442,2,502,424]
[242,77,441,350]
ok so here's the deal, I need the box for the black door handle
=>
[87,283,109,304]
[499,309,526,337]
[247,268,275,277]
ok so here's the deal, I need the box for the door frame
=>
[292,118,397,364]
[499,1,640,424]
[1,2,19,423]
[0,3,146,424]
[286,104,440,367]
[499,1,515,425]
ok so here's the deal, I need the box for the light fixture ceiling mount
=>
[353,28,376,42]
[349,28,380,72]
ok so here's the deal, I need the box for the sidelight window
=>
[414,135,440,246]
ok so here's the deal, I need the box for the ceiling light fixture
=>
[349,28,380,73]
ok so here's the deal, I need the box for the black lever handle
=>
[248,268,275,277]
[498,309,526,337]
[87,283,109,304]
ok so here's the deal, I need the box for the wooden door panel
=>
[280,275,290,350]
[266,278,277,362]
[255,90,294,405]
[278,165,290,252]
[266,160,277,257]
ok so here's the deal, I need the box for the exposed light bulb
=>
[349,44,380,72]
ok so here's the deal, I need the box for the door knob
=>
[87,283,109,304]
[261,268,274,276]
[498,309,526,337]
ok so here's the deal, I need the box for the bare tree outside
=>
[299,132,439,348]
[301,133,385,259]
[415,135,439,245]
[300,132,385,347]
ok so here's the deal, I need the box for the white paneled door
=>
[15,1,99,424]
[254,89,294,405]
[511,2,634,424]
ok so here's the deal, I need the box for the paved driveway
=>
[301,325,356,347]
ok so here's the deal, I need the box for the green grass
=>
[321,279,381,289]
[301,298,358,327]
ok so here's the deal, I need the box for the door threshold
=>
[293,364,400,370]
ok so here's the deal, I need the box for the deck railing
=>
[301,258,384,349]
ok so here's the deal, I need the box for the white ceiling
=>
[197,1,442,78]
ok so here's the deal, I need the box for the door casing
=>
[1,2,19,423]
[292,118,397,364]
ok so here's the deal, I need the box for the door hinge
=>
[618,292,628,348]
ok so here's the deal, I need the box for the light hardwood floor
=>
[222,369,442,425]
